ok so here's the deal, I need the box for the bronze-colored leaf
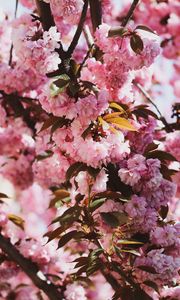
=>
[8,214,25,230]
[130,34,144,54]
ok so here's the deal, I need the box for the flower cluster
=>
[12,15,61,75]
[0,1,179,300]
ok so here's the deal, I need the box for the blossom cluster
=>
[0,1,179,300]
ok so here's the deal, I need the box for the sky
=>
[0,0,26,15]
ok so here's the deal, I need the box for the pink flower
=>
[150,224,180,247]
[0,105,6,127]
[125,195,147,218]
[118,154,147,186]
[135,249,180,285]
[64,283,87,300]
[0,211,8,226]
[33,151,70,188]
[165,131,180,161]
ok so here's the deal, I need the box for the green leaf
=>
[117,239,144,245]
[130,34,144,54]
[86,262,101,276]
[121,249,141,256]
[93,191,127,201]
[90,198,106,211]
[50,83,64,97]
[8,214,25,230]
[89,248,104,261]
[135,25,156,35]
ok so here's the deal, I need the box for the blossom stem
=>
[0,232,63,300]
[121,0,140,27]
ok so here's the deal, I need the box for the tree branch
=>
[121,0,140,27]
[0,91,36,133]
[89,0,102,32]
[9,0,19,66]
[67,0,89,57]
[133,80,173,132]
[35,0,55,31]
[0,232,63,300]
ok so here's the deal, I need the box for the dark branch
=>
[35,0,55,31]
[0,91,36,133]
[67,0,89,57]
[35,0,65,62]
[0,232,63,300]
[89,0,102,32]
[121,0,140,27]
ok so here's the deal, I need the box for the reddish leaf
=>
[130,34,144,54]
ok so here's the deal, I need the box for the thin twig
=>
[77,44,95,76]
[9,0,19,66]
[133,80,172,131]
[121,0,140,27]
[94,239,137,291]
[67,0,89,57]
[0,232,63,300]
[83,25,94,48]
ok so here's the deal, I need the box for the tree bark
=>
[0,232,63,300]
